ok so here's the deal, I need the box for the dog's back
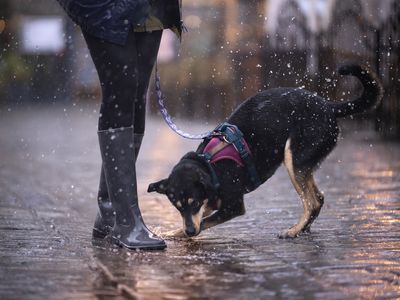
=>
[227,64,383,183]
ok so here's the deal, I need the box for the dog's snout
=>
[185,226,196,237]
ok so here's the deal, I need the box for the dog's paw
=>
[163,228,187,239]
[278,228,299,239]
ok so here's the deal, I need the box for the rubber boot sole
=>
[92,228,109,239]
[111,236,167,251]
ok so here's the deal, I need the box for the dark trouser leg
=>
[84,30,162,131]
[133,31,163,135]
[84,31,164,249]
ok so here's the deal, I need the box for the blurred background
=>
[0,0,399,137]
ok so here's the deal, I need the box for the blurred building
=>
[154,0,399,138]
[153,0,268,119]
[0,0,98,105]
[263,0,399,136]
[0,0,73,104]
[0,0,399,136]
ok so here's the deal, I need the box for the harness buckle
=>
[222,135,231,144]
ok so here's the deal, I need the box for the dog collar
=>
[182,152,221,193]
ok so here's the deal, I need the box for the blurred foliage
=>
[0,53,33,83]
[0,13,33,103]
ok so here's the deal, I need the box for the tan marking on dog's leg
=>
[283,139,303,194]
[308,176,324,208]
[201,198,221,219]
[303,176,324,232]
[281,139,316,238]
[203,199,215,218]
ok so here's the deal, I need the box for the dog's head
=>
[148,152,216,237]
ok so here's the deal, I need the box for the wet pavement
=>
[0,103,399,300]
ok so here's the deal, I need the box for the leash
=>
[154,64,212,140]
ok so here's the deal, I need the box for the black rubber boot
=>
[92,166,115,238]
[92,134,144,239]
[98,127,166,250]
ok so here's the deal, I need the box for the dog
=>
[148,64,383,239]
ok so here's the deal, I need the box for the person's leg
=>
[133,30,163,136]
[84,31,165,249]
[99,126,165,249]
[83,32,137,130]
[84,32,137,239]
[131,31,162,173]
[92,134,144,239]
[130,32,162,212]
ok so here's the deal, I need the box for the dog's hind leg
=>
[303,176,324,232]
[279,139,324,238]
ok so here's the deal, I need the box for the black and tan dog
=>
[148,65,383,238]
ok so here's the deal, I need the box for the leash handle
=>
[155,64,212,140]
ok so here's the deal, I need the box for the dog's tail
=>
[329,64,384,118]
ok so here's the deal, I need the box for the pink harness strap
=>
[203,137,251,167]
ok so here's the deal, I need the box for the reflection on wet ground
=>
[0,105,399,299]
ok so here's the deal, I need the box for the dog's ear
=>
[147,179,168,194]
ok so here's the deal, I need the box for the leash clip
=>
[222,135,231,144]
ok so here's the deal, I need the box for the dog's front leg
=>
[164,228,186,238]
[201,201,245,230]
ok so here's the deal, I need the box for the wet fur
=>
[148,65,383,238]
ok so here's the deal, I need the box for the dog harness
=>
[198,123,261,193]
[203,137,248,167]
